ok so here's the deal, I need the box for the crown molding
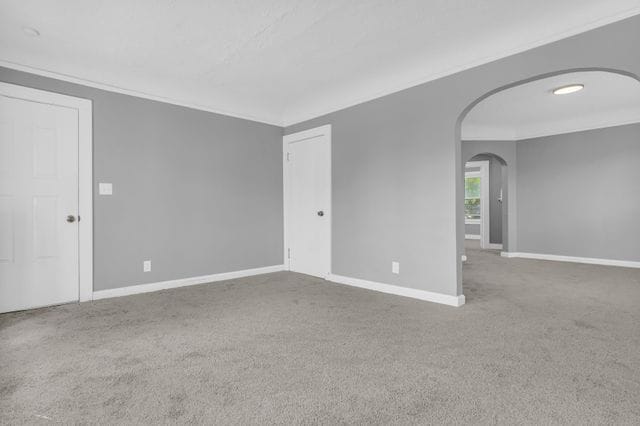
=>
[282,7,640,126]
[0,60,284,127]
[516,116,640,141]
[2,7,639,129]
[464,114,640,142]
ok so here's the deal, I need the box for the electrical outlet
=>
[391,261,400,274]
[143,260,151,272]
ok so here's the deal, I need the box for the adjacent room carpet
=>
[2,243,639,424]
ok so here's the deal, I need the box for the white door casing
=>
[465,160,490,249]
[283,125,331,278]
[0,82,92,313]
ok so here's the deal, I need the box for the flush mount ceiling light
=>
[22,26,40,37]
[552,84,584,95]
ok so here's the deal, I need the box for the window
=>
[465,174,481,222]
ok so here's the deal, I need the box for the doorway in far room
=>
[464,153,506,251]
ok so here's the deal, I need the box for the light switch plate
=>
[143,260,151,272]
[99,183,113,195]
[392,261,400,274]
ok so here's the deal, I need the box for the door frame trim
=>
[0,82,93,302]
[465,160,490,249]
[282,125,332,277]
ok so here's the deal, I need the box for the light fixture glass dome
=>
[552,84,584,95]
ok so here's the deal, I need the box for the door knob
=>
[317,211,324,217]
[66,215,76,223]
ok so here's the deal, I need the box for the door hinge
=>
[286,152,291,161]
[287,248,290,259]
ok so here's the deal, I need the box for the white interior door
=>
[284,126,331,278]
[0,94,80,313]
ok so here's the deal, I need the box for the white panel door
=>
[0,94,79,313]
[286,128,330,278]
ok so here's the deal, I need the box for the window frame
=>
[464,160,490,249]
[464,171,482,224]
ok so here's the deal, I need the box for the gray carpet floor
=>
[2,242,640,424]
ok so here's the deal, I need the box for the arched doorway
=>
[463,153,508,252]
[455,68,640,298]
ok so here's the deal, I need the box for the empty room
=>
[1,1,639,424]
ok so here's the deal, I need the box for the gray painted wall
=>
[517,123,640,261]
[4,15,639,298]
[286,15,640,296]
[0,67,284,291]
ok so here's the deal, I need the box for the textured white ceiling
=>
[462,71,640,140]
[1,0,640,126]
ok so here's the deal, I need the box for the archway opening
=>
[456,68,640,299]
[463,153,508,253]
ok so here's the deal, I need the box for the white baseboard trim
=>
[487,243,503,250]
[92,265,285,300]
[500,252,640,268]
[465,234,480,240]
[326,273,465,307]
